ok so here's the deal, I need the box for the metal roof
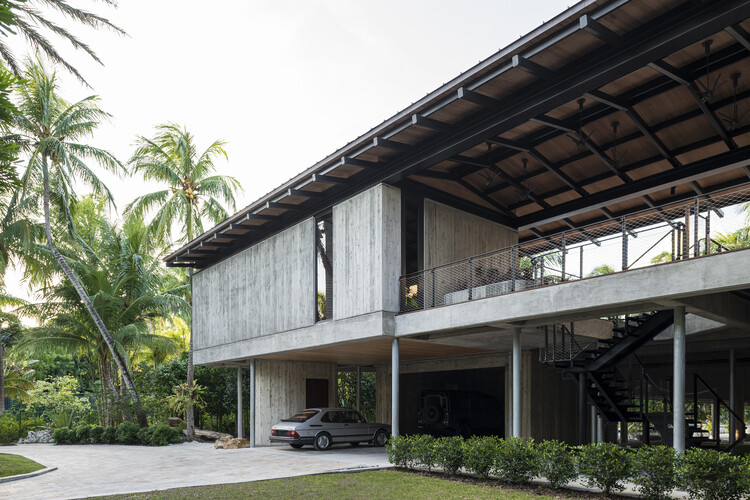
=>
[166,0,750,268]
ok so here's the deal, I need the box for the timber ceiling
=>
[166,0,750,268]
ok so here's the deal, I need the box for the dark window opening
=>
[316,212,333,321]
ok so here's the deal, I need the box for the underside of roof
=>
[166,0,750,268]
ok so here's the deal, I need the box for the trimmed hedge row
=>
[52,422,181,447]
[386,436,750,500]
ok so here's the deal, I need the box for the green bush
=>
[408,434,436,470]
[463,436,500,479]
[52,427,72,444]
[494,437,540,484]
[538,440,578,489]
[75,424,93,444]
[101,427,116,444]
[433,436,464,476]
[578,442,631,495]
[0,414,46,444]
[149,424,181,446]
[137,426,155,445]
[631,445,676,500]
[116,421,140,444]
[386,435,410,467]
[89,425,104,443]
[678,448,750,500]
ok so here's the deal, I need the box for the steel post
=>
[513,327,522,437]
[356,366,362,413]
[236,367,243,439]
[249,359,256,447]
[392,338,400,437]
[673,306,686,454]
[730,348,736,441]
[579,374,587,444]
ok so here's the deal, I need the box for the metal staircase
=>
[541,311,746,451]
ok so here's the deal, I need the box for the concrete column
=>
[392,338,399,437]
[356,366,362,413]
[673,306,686,454]
[249,359,256,448]
[579,374,588,444]
[729,348,736,442]
[512,327,522,438]
[236,367,243,439]
[597,414,605,443]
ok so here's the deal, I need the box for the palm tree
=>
[10,60,153,424]
[126,123,241,439]
[0,0,126,87]
[587,264,615,277]
[18,212,188,425]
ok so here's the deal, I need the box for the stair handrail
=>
[693,373,747,453]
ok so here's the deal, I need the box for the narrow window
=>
[316,212,333,321]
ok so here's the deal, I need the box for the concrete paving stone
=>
[0,442,391,500]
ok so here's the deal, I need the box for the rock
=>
[187,429,233,442]
[19,429,53,444]
[215,438,250,449]
[167,417,185,427]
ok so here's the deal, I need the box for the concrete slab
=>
[0,442,390,500]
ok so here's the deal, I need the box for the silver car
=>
[270,407,391,450]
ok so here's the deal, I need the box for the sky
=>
[5,0,747,302]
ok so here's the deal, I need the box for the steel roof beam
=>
[579,14,623,46]
[456,87,500,108]
[311,173,348,185]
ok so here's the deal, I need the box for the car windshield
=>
[281,410,320,422]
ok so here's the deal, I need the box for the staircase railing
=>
[539,323,598,364]
[693,373,747,453]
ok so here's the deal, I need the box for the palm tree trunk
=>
[41,156,147,427]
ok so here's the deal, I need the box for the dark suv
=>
[417,389,503,437]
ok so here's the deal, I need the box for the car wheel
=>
[374,429,388,447]
[289,444,304,449]
[424,404,442,424]
[313,432,332,451]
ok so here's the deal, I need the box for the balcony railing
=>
[399,185,750,313]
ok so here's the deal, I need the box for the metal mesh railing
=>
[538,324,599,364]
[400,185,750,312]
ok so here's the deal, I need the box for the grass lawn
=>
[0,453,44,478]
[104,469,597,499]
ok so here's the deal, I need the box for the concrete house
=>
[166,0,750,451]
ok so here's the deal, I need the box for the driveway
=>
[0,442,391,499]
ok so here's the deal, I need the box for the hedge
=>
[385,436,750,499]
[52,422,181,446]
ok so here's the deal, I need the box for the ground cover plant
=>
[52,423,180,446]
[0,453,44,478]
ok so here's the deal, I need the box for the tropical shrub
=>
[386,435,411,467]
[578,442,631,495]
[75,424,93,444]
[116,422,140,444]
[27,376,91,423]
[101,427,116,444]
[409,434,436,470]
[678,448,750,500]
[494,437,540,484]
[148,424,181,446]
[52,427,73,444]
[631,445,676,500]
[137,426,154,445]
[0,414,46,444]
[463,436,500,479]
[89,425,104,443]
[538,440,578,489]
[433,436,464,475]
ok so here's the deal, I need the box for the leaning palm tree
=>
[0,0,126,87]
[11,60,151,425]
[126,123,241,439]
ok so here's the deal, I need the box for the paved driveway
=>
[0,442,391,499]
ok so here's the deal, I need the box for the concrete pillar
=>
[579,374,588,444]
[392,338,399,437]
[730,348,736,442]
[673,306,686,454]
[356,366,362,413]
[512,328,522,437]
[597,414,605,443]
[249,359,256,447]
[236,367,243,439]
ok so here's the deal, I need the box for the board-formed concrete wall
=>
[423,199,517,269]
[192,218,315,351]
[255,359,337,446]
[333,184,401,319]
